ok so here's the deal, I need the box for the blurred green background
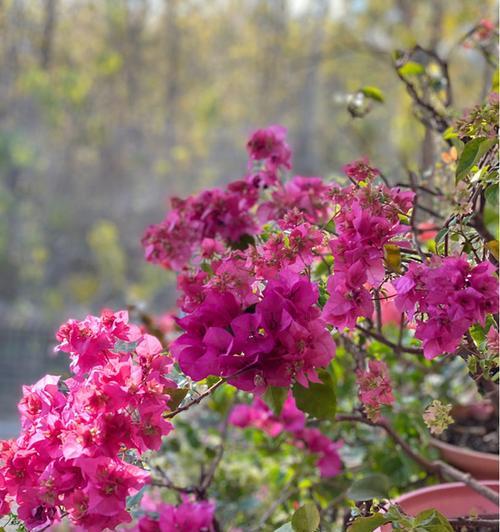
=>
[0,0,497,434]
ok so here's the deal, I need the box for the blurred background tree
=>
[0,0,497,432]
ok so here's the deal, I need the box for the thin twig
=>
[249,482,299,532]
[199,403,233,494]
[355,324,423,355]
[164,378,227,419]
[165,363,257,419]
[448,515,499,530]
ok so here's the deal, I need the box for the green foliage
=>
[384,506,453,531]
[455,137,495,182]
[264,386,288,415]
[350,507,453,532]
[291,502,320,532]
[348,513,388,532]
[292,369,336,420]
[275,524,294,532]
[166,387,189,410]
[347,474,390,501]
[413,509,454,531]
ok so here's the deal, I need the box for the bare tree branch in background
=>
[40,0,57,70]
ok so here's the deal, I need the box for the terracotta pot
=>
[378,481,499,531]
[430,402,499,480]
[430,437,499,480]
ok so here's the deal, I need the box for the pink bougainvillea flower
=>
[258,176,333,225]
[246,124,292,172]
[172,269,335,392]
[127,495,216,532]
[342,157,380,182]
[393,257,499,358]
[322,274,374,330]
[141,182,259,271]
[294,428,343,478]
[229,393,341,478]
[356,360,394,420]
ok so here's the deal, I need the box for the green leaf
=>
[291,502,320,532]
[347,474,390,501]
[415,509,453,531]
[384,244,402,273]
[398,61,425,76]
[456,137,494,182]
[492,68,499,92]
[434,227,448,244]
[486,239,499,260]
[166,387,189,410]
[292,369,336,420]
[442,126,457,140]
[275,524,294,532]
[348,513,389,532]
[126,485,147,509]
[469,323,487,346]
[485,183,499,207]
[264,386,288,415]
[314,260,329,277]
[230,233,255,250]
[360,86,385,103]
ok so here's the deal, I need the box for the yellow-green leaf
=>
[384,244,402,273]
[398,61,425,76]
[360,86,385,103]
[486,240,499,260]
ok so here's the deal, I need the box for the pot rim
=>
[430,437,500,462]
[394,480,499,504]
[375,481,499,532]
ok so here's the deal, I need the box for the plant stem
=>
[164,378,227,419]
[355,325,423,355]
[335,414,500,506]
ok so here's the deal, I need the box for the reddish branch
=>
[164,378,227,419]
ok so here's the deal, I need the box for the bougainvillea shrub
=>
[1,40,499,532]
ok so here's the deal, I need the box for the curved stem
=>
[335,413,500,506]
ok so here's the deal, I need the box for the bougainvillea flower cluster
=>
[230,393,342,478]
[126,493,216,532]
[141,125,293,272]
[393,257,499,358]
[0,310,176,531]
[247,124,292,177]
[142,123,498,392]
[322,173,415,329]
[2,121,498,531]
[141,183,259,270]
[172,269,335,392]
